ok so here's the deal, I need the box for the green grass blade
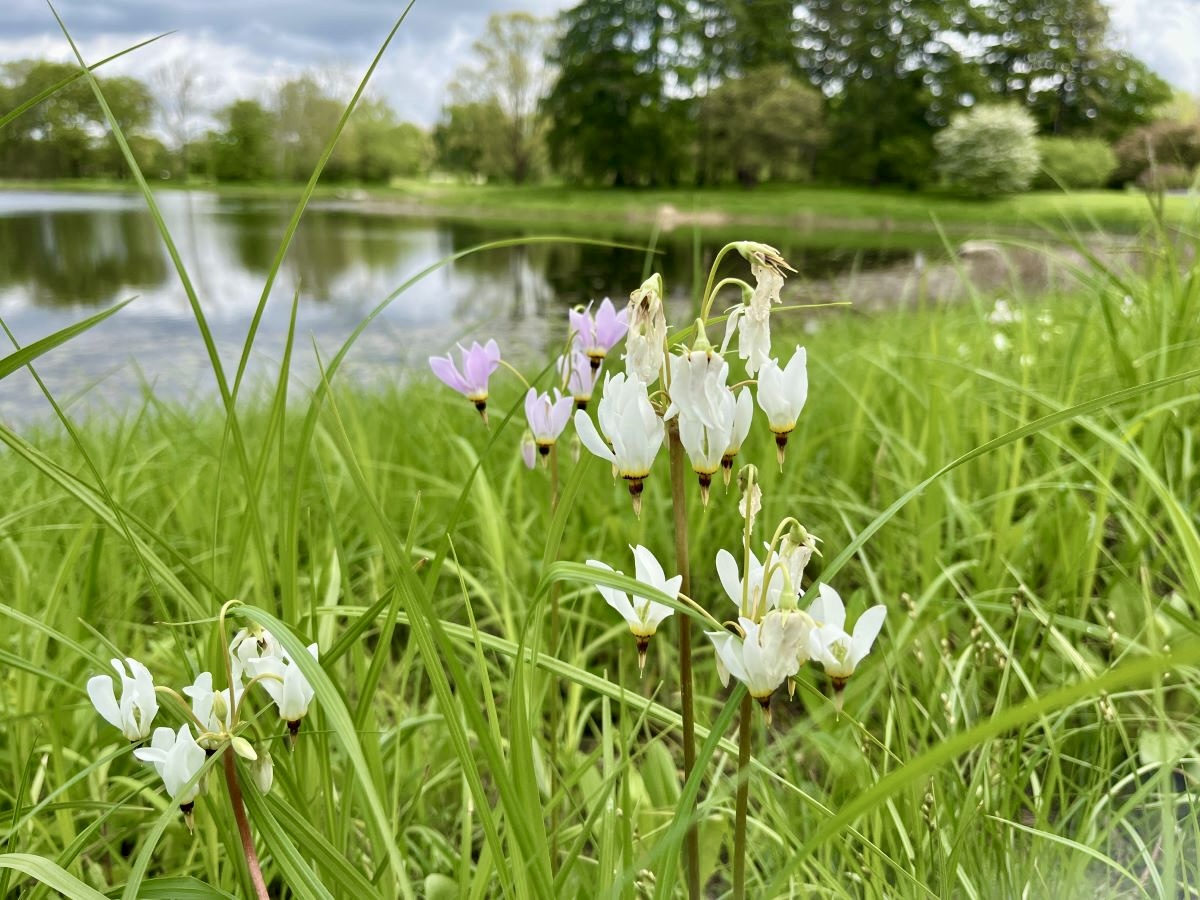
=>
[230,2,416,398]
[0,301,131,381]
[0,854,108,899]
[0,35,170,131]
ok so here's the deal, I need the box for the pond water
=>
[0,190,938,422]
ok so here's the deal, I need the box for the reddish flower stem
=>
[223,750,269,900]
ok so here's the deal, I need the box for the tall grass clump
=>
[2,12,1200,899]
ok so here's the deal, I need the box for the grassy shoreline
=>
[2,177,1195,235]
[4,240,1200,894]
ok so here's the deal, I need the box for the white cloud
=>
[1106,0,1200,93]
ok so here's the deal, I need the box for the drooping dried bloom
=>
[624,274,667,385]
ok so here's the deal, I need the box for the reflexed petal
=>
[849,605,888,666]
[715,549,743,607]
[463,342,493,392]
[708,629,748,687]
[586,560,637,625]
[87,675,121,730]
[631,544,667,588]
[728,388,754,452]
[574,410,616,464]
[810,583,847,631]
[429,356,469,395]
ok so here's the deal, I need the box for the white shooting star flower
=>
[707,610,812,723]
[574,372,665,516]
[246,643,319,739]
[756,346,809,466]
[720,388,754,487]
[587,544,682,673]
[807,584,887,701]
[134,724,207,817]
[87,657,159,742]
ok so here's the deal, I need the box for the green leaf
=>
[0,301,131,382]
[0,853,108,899]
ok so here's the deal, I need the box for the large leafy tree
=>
[698,65,826,185]
[973,0,1170,139]
[544,0,692,186]
[0,60,157,178]
[797,0,978,185]
[446,12,553,184]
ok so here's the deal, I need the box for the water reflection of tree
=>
[0,211,167,306]
[220,203,431,302]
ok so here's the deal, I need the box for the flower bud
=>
[252,752,274,794]
[231,735,258,761]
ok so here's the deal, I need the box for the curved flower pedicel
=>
[574,372,665,516]
[756,345,809,466]
[87,657,158,742]
[134,724,207,819]
[807,584,887,701]
[428,339,502,424]
[183,672,241,750]
[524,388,573,463]
[587,545,682,673]
[571,298,629,369]
[707,611,812,723]
[716,545,789,618]
[720,241,795,376]
[559,351,600,409]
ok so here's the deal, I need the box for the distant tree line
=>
[2,0,1197,193]
[0,61,431,184]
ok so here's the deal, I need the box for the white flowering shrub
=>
[934,104,1040,198]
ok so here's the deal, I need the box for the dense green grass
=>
[2,177,1196,236]
[0,218,1198,896]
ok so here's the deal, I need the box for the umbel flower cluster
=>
[430,243,809,515]
[429,240,888,719]
[87,616,318,827]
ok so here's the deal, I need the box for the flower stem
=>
[667,419,700,900]
[548,442,561,866]
[732,692,753,900]
[223,749,269,900]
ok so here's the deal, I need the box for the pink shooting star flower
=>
[570,298,629,370]
[558,351,601,410]
[524,388,573,465]
[428,339,502,424]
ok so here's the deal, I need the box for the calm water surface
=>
[0,190,934,421]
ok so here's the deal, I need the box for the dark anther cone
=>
[698,472,712,506]
[721,455,734,487]
[774,432,789,468]
[474,399,489,426]
[636,636,650,674]
[625,477,645,518]
[756,695,773,727]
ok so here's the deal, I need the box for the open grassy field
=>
[1,213,1199,896]
[3,177,1196,236]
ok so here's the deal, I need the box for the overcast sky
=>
[1,0,1197,127]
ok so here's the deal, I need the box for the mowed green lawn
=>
[1,223,1198,896]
